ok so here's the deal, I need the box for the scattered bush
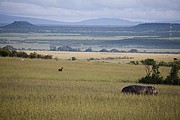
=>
[0,48,10,57]
[130,61,139,65]
[72,57,77,61]
[17,51,28,58]
[141,58,156,65]
[0,46,52,59]
[158,61,171,67]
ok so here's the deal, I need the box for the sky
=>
[0,0,180,22]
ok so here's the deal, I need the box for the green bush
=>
[10,50,18,57]
[159,61,171,67]
[141,58,156,65]
[0,48,10,57]
[139,62,163,84]
[17,51,28,58]
[0,46,52,59]
[139,59,180,85]
[72,57,77,61]
[164,62,180,85]
[130,61,139,65]
[42,55,53,59]
[29,52,38,58]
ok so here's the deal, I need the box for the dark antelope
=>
[58,67,63,72]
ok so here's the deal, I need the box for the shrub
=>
[17,51,28,58]
[141,58,156,65]
[164,62,180,85]
[29,52,38,58]
[72,57,77,61]
[130,61,139,65]
[139,61,163,84]
[0,48,10,57]
[43,55,53,59]
[128,49,138,53]
[159,61,171,67]
[10,50,18,57]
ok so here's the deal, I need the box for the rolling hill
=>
[1,21,37,29]
[0,14,66,25]
[0,14,139,26]
[74,18,139,26]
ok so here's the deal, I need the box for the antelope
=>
[58,67,63,72]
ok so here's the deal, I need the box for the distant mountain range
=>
[0,15,67,25]
[1,20,180,51]
[0,14,140,26]
[1,21,180,34]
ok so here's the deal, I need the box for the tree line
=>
[0,45,52,59]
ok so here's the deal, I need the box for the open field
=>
[0,57,180,120]
[0,33,133,41]
[25,51,180,63]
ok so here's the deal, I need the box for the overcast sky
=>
[0,0,180,22]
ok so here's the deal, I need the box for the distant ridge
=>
[133,23,180,30]
[0,14,139,26]
[75,18,140,26]
[0,14,67,25]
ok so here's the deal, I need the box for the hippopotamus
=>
[121,85,159,95]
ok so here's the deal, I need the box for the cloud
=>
[0,0,180,22]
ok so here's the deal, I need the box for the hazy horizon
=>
[0,0,180,23]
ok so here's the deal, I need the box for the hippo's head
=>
[153,90,160,95]
[147,86,159,95]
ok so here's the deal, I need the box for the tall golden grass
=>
[0,57,180,120]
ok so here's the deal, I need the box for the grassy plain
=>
[0,33,132,41]
[25,51,180,63]
[0,56,180,120]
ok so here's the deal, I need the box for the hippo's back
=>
[121,85,148,94]
[121,85,137,94]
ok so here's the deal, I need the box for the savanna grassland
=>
[0,56,180,120]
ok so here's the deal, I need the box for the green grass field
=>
[0,57,180,120]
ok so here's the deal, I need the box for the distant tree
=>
[49,46,57,51]
[128,49,138,53]
[72,57,77,61]
[130,61,139,65]
[10,50,18,57]
[99,49,109,52]
[0,48,10,57]
[17,51,28,58]
[110,49,120,52]
[43,55,52,59]
[141,58,156,65]
[3,45,16,51]
[84,48,93,52]
[57,46,80,52]
[0,46,53,59]
[158,61,171,67]
[29,52,38,58]
[37,54,42,58]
